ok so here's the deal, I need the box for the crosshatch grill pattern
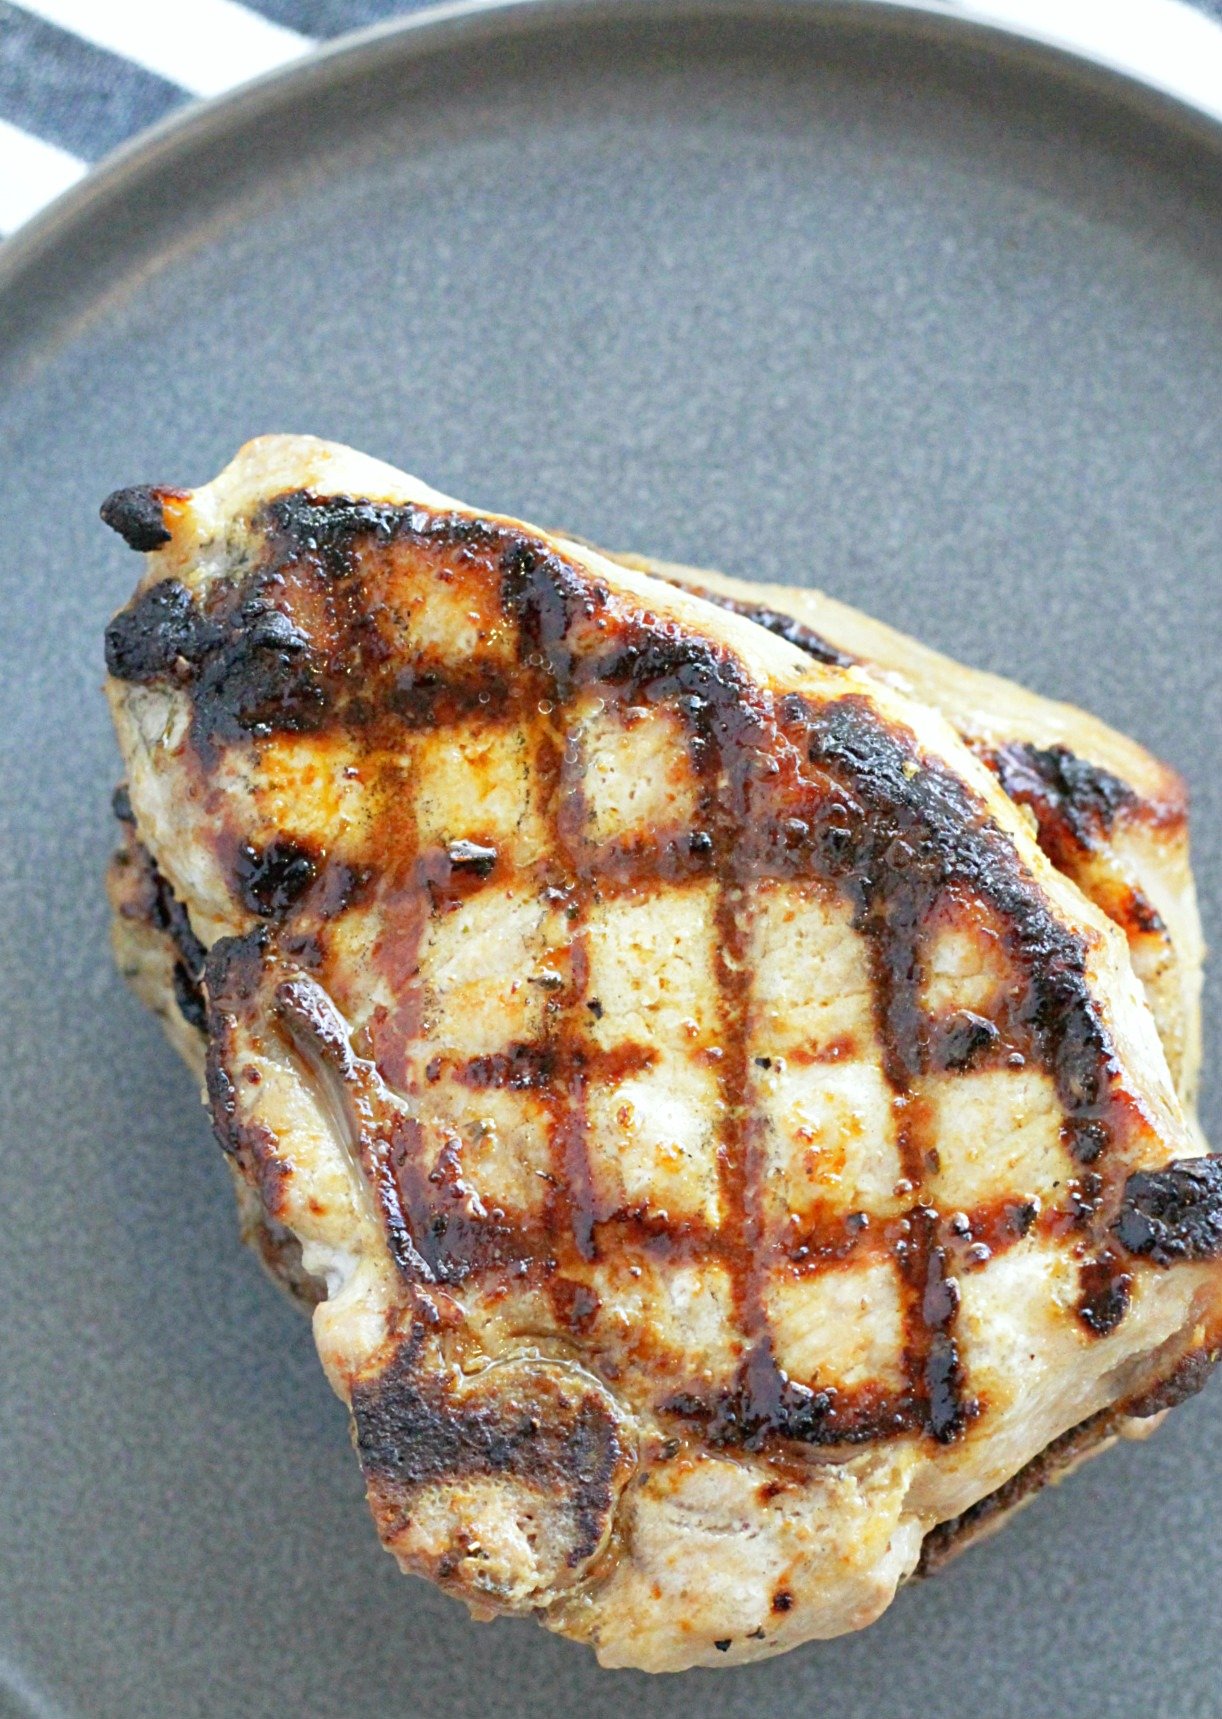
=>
[104,480,1186,1469]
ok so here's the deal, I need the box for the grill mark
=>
[116,819,1104,1299]
[655,576,856,668]
[107,486,1165,1454]
[790,706,971,1434]
[661,1367,916,1451]
[987,743,1138,862]
[122,823,1217,1343]
[897,1205,974,1442]
[501,538,601,1274]
[684,633,768,1416]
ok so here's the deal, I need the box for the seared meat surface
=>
[103,437,1221,1671]
[606,555,1204,1122]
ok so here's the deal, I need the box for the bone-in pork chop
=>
[102,437,1222,1671]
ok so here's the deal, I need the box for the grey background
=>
[1,4,1221,1716]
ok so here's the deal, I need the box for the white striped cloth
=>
[1,0,1222,238]
[0,0,414,234]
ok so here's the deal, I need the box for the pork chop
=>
[102,436,1222,1671]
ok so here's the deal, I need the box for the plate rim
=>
[3,0,1222,340]
[4,4,1222,1715]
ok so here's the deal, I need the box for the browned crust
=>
[916,1407,1124,1575]
[105,831,1222,1601]
[350,1326,636,1601]
[103,484,1219,1466]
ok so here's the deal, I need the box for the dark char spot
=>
[1113,1155,1222,1265]
[100,484,175,551]
[1077,1254,1133,1337]
[351,1329,632,1573]
[104,578,197,680]
[234,839,319,919]
[172,960,208,1033]
[940,1010,1000,1072]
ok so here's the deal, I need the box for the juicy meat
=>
[103,436,1222,1672]
[604,554,1204,1123]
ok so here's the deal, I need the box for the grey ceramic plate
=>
[2,2,1221,1715]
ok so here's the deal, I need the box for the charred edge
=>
[351,1331,631,1572]
[664,582,856,669]
[1120,1344,1222,1417]
[985,743,1137,863]
[922,1340,1222,1576]
[1113,1155,1222,1265]
[500,536,605,697]
[125,830,207,1030]
[100,484,182,552]
[916,1406,1119,1577]
[247,1208,327,1309]
[799,696,1120,1163]
[104,578,197,680]
[172,961,208,1034]
[260,489,508,579]
[104,573,326,748]
[1110,886,1167,942]
[104,493,596,748]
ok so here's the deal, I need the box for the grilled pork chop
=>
[103,437,1222,1671]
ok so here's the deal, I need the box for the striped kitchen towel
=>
[2,0,1222,238]
[0,0,422,234]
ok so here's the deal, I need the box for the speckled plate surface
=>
[1,3,1220,1714]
